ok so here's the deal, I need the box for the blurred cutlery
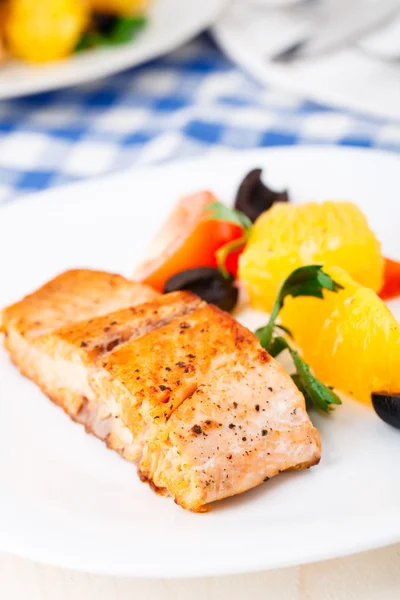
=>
[272,0,400,61]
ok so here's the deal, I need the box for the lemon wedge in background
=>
[280,266,400,405]
[4,0,89,63]
[239,201,384,313]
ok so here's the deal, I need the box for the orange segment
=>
[239,201,384,313]
[280,266,400,404]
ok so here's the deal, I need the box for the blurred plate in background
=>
[0,0,227,100]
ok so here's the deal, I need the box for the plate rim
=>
[1,517,399,579]
[1,144,399,213]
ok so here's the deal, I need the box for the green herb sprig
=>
[76,16,147,52]
[205,202,252,279]
[256,265,343,413]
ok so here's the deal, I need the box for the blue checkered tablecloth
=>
[0,34,399,205]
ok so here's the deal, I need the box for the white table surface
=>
[1,544,400,599]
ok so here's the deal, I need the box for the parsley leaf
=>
[256,265,343,413]
[256,265,344,351]
[107,15,147,45]
[270,335,341,412]
[267,336,289,358]
[205,201,253,232]
[288,342,341,412]
[280,264,344,300]
[76,16,147,51]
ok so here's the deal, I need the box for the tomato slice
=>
[133,191,244,291]
[379,258,400,301]
[223,247,244,279]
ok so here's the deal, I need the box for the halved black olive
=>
[371,392,400,430]
[164,267,238,313]
[235,168,289,223]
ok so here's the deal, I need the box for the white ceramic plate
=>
[0,147,399,578]
[0,0,227,100]
[212,1,400,121]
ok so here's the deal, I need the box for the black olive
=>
[371,392,400,430]
[235,168,289,223]
[92,12,119,35]
[164,268,238,313]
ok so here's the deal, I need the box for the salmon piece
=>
[93,304,321,511]
[0,268,160,418]
[2,271,321,510]
[1,268,159,337]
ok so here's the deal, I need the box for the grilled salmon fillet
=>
[1,271,321,511]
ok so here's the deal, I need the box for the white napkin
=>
[360,15,400,59]
[213,0,400,121]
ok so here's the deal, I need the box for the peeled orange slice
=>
[239,201,384,313]
[280,266,400,404]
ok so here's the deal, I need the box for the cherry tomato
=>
[379,258,400,301]
[222,247,244,279]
